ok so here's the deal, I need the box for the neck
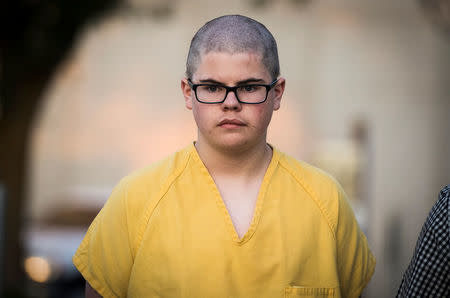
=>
[194,139,273,180]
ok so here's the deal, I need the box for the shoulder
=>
[277,150,341,193]
[123,144,194,198]
[422,184,450,241]
[116,145,194,246]
[435,184,450,217]
[276,149,346,234]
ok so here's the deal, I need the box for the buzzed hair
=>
[186,15,280,80]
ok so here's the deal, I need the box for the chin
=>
[212,136,256,153]
[199,128,265,153]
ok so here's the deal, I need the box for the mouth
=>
[218,119,246,128]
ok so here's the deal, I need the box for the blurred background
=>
[1,0,449,297]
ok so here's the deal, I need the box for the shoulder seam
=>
[278,156,337,240]
[123,177,134,260]
[133,151,192,252]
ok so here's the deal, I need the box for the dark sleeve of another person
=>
[396,185,450,298]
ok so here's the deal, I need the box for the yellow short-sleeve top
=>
[73,144,375,298]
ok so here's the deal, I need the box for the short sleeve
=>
[335,185,376,298]
[73,178,134,298]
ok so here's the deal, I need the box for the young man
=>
[74,15,375,298]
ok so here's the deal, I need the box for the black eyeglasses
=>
[187,79,279,104]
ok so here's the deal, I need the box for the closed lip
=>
[218,119,246,126]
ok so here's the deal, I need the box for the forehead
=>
[193,51,271,83]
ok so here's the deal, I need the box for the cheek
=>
[191,106,202,125]
[249,105,274,127]
[192,105,212,129]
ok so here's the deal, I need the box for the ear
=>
[181,78,193,110]
[272,77,285,111]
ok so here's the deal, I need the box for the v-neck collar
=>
[189,143,280,245]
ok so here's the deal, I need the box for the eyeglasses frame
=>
[187,78,279,104]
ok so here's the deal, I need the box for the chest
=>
[216,181,261,238]
[127,184,339,298]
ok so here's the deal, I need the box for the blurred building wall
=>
[28,0,450,297]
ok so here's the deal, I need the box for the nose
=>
[222,90,242,111]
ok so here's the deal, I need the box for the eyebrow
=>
[198,78,266,85]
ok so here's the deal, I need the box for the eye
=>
[240,85,257,92]
[206,85,220,92]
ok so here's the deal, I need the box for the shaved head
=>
[186,15,280,80]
